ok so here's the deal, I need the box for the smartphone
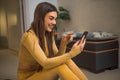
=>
[80,31,88,39]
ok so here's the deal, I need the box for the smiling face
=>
[44,11,57,32]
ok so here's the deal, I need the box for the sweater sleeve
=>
[21,31,71,69]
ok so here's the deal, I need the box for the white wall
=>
[23,0,58,31]
[58,0,120,34]
[58,0,120,67]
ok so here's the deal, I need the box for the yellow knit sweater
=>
[17,30,71,80]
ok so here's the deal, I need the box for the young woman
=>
[18,2,88,80]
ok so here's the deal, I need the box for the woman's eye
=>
[49,16,54,20]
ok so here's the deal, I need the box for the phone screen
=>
[80,31,88,39]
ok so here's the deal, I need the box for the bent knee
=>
[56,64,71,74]
[57,64,68,70]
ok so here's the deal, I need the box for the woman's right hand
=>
[69,36,86,57]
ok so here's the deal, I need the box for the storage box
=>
[72,38,119,73]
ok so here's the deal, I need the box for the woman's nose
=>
[53,20,56,25]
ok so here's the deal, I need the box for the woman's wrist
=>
[68,49,81,58]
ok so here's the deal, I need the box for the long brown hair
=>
[30,2,58,57]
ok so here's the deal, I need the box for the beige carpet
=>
[0,49,18,80]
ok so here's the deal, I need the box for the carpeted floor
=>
[0,49,18,80]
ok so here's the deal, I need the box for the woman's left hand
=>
[61,32,74,44]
